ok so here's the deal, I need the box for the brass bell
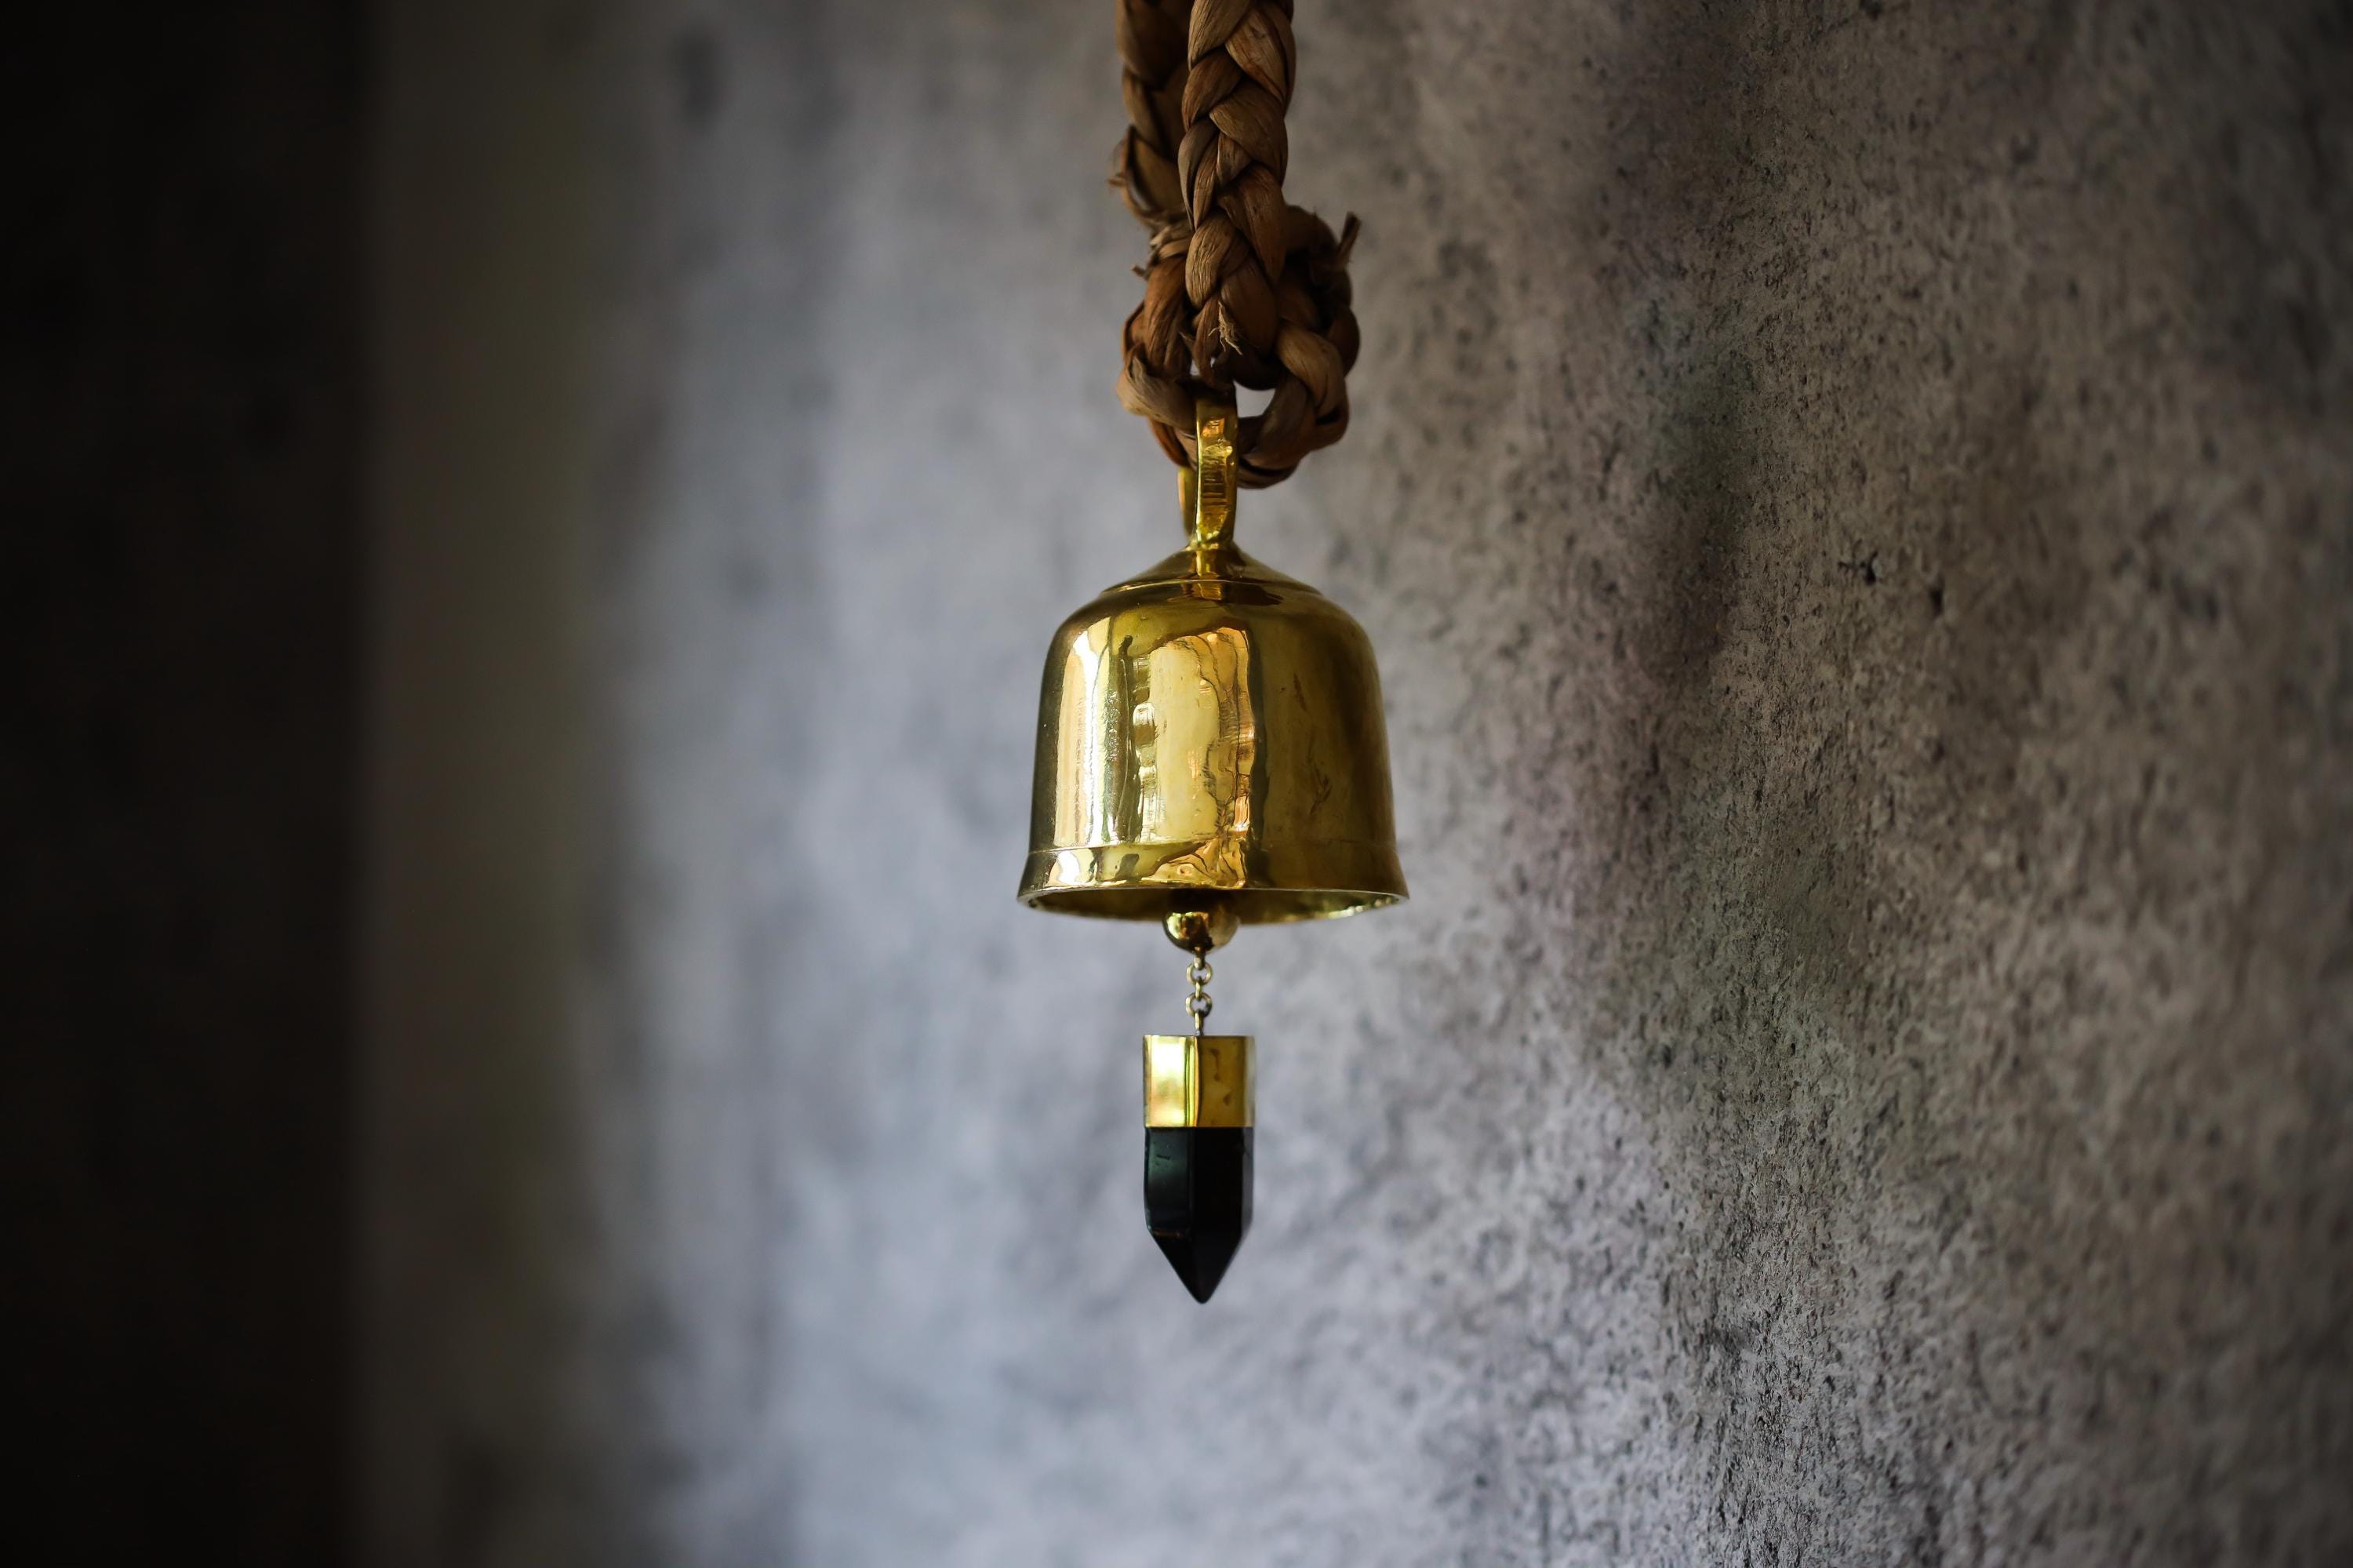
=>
[1018,398,1406,1301]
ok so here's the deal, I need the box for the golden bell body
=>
[1016,408,1406,926]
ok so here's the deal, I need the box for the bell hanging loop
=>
[1181,395,1240,554]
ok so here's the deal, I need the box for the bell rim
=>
[1018,885,1407,924]
[1016,839,1407,925]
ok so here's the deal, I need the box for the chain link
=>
[1184,957,1213,1037]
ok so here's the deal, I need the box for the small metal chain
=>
[1184,954,1213,1039]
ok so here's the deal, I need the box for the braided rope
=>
[1111,0,1359,489]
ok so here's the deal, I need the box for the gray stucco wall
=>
[364,2,2353,1563]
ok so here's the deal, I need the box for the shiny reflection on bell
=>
[1017,424,1407,926]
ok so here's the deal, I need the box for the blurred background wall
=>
[363,1,2353,1562]
[14,0,2353,1565]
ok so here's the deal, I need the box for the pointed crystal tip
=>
[1144,1126,1253,1303]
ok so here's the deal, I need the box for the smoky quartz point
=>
[1144,1126,1253,1303]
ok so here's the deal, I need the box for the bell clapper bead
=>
[1162,904,1238,955]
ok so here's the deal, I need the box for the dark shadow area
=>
[1,4,365,1561]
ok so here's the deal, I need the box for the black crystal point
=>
[1144,1126,1253,1302]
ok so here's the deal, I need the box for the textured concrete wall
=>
[365,2,2353,1563]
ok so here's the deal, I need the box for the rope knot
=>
[1111,0,1358,489]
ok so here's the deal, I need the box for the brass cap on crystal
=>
[1143,1034,1255,1128]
